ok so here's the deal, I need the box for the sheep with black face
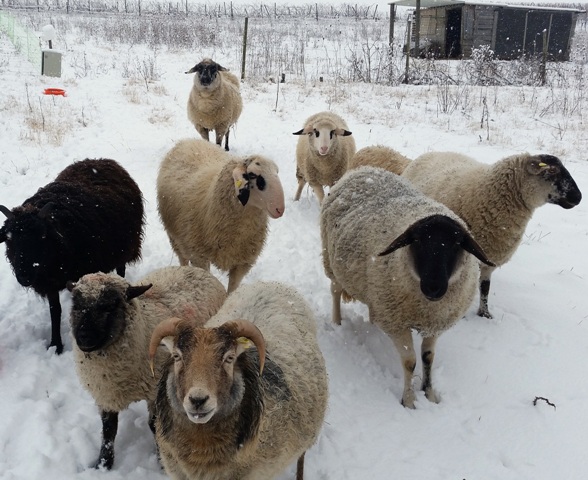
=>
[0,158,144,354]
[321,166,494,408]
[68,266,226,470]
[402,151,582,318]
[186,58,243,151]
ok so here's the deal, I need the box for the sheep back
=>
[349,145,411,174]
[71,266,226,412]
[321,166,479,337]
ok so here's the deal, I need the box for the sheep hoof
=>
[477,308,493,319]
[424,388,440,404]
[92,455,113,471]
[401,393,416,409]
[48,341,64,355]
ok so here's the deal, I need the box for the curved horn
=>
[227,320,266,375]
[148,317,182,376]
[0,205,14,219]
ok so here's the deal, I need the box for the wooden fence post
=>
[241,17,248,81]
[540,29,548,85]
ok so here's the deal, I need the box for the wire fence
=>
[0,9,42,70]
[0,1,387,19]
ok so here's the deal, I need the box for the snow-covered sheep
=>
[293,111,356,204]
[348,145,411,174]
[402,152,582,318]
[67,266,226,470]
[149,281,328,480]
[186,58,243,151]
[0,158,144,354]
[321,166,494,408]
[157,138,285,293]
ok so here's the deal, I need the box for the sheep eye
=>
[330,130,335,139]
[314,130,319,138]
[256,175,266,191]
[224,353,236,364]
[172,352,182,362]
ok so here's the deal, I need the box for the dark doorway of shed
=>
[446,8,462,57]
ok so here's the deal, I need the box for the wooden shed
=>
[389,0,583,60]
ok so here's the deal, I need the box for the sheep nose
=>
[420,279,448,301]
[188,394,209,410]
[320,146,329,154]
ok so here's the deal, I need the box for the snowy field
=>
[0,4,587,480]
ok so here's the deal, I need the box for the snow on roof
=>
[388,0,585,12]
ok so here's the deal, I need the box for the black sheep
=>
[0,158,145,354]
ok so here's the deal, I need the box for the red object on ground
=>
[43,88,67,97]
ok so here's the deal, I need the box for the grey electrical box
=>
[41,50,62,77]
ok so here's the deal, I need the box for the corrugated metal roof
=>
[388,0,585,12]
[389,0,464,7]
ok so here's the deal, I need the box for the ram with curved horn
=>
[151,281,328,480]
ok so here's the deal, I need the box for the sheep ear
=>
[217,64,228,71]
[378,230,414,256]
[378,216,437,256]
[126,283,153,301]
[0,205,14,219]
[0,227,6,244]
[232,165,250,206]
[293,125,313,135]
[334,128,352,137]
[185,65,198,74]
[527,155,559,177]
[460,233,495,267]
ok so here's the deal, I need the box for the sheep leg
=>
[477,265,494,319]
[294,166,306,201]
[216,129,230,151]
[310,183,325,204]
[391,330,417,409]
[330,281,343,325]
[168,237,189,266]
[296,452,305,480]
[115,264,126,277]
[421,336,440,403]
[196,125,210,141]
[93,409,118,470]
[227,264,251,293]
[47,291,63,354]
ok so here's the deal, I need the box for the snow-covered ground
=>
[0,7,587,480]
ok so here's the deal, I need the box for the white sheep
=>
[293,111,356,204]
[321,166,494,408]
[186,58,243,151]
[348,145,411,174]
[157,138,285,293]
[149,281,328,480]
[67,266,226,469]
[402,151,582,318]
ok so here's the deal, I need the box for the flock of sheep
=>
[0,56,583,479]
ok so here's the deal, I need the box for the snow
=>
[0,6,587,480]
